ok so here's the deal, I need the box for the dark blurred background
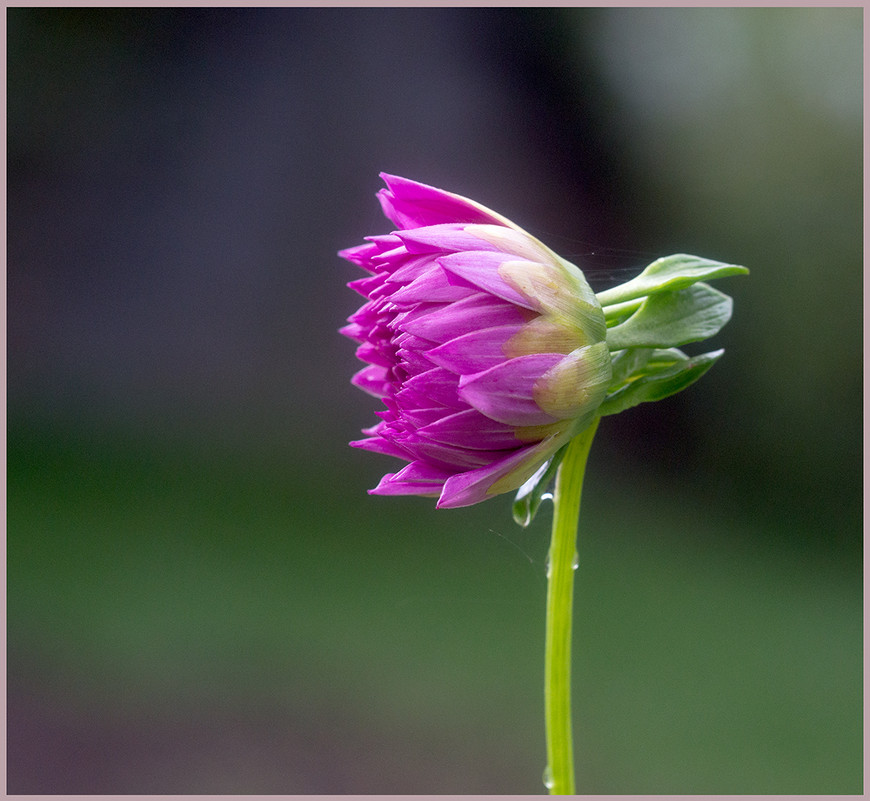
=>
[7,7,862,794]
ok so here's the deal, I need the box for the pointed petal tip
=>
[369,472,441,498]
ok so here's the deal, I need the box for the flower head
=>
[340,174,612,508]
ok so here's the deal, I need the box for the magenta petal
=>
[398,293,529,343]
[396,434,508,471]
[435,444,543,508]
[394,461,451,481]
[395,348,437,378]
[338,242,381,272]
[360,419,387,437]
[347,302,386,330]
[393,331,434,353]
[349,436,412,461]
[391,303,444,337]
[350,364,391,398]
[383,254,441,286]
[399,407,451,428]
[437,251,539,310]
[369,470,442,497]
[368,243,408,267]
[339,235,406,272]
[388,460,452,486]
[347,273,390,299]
[377,173,503,229]
[399,367,465,408]
[426,324,522,375]
[458,354,563,426]
[355,341,394,370]
[418,408,520,450]
[339,322,366,343]
[396,223,502,255]
[388,266,477,306]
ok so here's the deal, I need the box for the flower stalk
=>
[544,417,599,795]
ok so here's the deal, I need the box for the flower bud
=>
[340,174,612,508]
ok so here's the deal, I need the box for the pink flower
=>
[340,174,612,508]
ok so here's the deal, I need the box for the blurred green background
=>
[7,7,862,794]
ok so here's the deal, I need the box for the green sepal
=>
[598,348,724,417]
[606,346,690,396]
[511,442,569,528]
[605,283,733,351]
[607,347,654,390]
[602,297,643,326]
[595,254,748,308]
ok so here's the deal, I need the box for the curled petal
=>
[396,223,505,255]
[438,251,541,310]
[436,435,566,509]
[350,364,392,398]
[417,408,521,451]
[370,460,452,495]
[338,242,384,272]
[399,367,466,409]
[350,436,412,461]
[347,273,389,300]
[396,407,451,429]
[392,434,512,472]
[393,332,435,353]
[378,173,505,229]
[389,267,477,306]
[395,347,437,379]
[339,321,366,343]
[355,341,395,369]
[458,354,564,426]
[384,254,441,286]
[398,293,530,343]
[427,325,523,375]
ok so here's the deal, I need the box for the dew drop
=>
[542,765,555,790]
[545,552,552,579]
[572,551,580,570]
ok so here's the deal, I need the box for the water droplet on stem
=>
[542,765,555,790]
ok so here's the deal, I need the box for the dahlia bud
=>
[340,174,612,508]
[340,175,747,513]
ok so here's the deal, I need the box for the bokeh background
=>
[7,6,862,794]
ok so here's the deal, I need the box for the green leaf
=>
[605,283,733,351]
[511,444,568,528]
[598,349,724,417]
[595,254,748,308]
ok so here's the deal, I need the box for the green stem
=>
[544,416,600,795]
